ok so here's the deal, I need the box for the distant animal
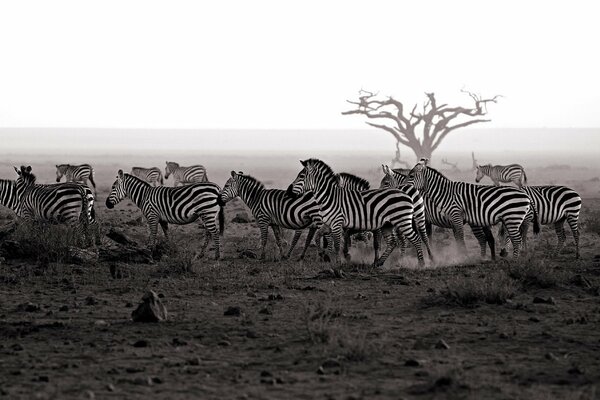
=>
[475,163,527,188]
[130,167,164,186]
[380,165,496,259]
[105,170,223,259]
[221,171,324,260]
[287,158,433,267]
[55,163,96,192]
[10,166,94,243]
[407,163,538,258]
[164,162,208,186]
[498,185,582,258]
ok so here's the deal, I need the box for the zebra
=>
[131,167,164,186]
[380,165,496,259]
[475,163,527,188]
[105,170,223,259]
[498,185,581,258]
[164,162,209,186]
[56,164,96,193]
[407,163,539,258]
[287,159,433,267]
[220,171,324,260]
[12,166,93,243]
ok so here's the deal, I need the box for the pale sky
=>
[0,0,599,130]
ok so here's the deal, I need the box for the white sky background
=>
[0,0,599,155]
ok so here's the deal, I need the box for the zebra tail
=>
[88,173,97,188]
[532,204,540,235]
[218,204,225,236]
[159,172,164,186]
[522,169,528,185]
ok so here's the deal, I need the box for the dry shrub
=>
[582,209,600,236]
[158,238,198,274]
[304,298,342,344]
[438,270,517,307]
[5,222,80,263]
[507,258,567,288]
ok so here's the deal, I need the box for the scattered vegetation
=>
[507,258,568,289]
[435,270,517,307]
[2,222,80,264]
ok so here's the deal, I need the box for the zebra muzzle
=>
[105,198,114,209]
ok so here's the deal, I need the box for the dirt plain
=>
[0,160,599,400]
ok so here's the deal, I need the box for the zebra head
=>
[407,163,427,192]
[14,166,35,194]
[379,164,407,189]
[221,171,242,203]
[55,164,69,182]
[475,164,491,183]
[287,160,315,197]
[106,170,127,209]
[165,161,179,179]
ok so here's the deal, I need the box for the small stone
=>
[258,307,272,315]
[85,296,97,305]
[85,390,95,399]
[545,352,560,361]
[94,320,109,327]
[224,306,242,316]
[11,343,24,351]
[59,305,69,312]
[217,340,231,347]
[172,338,187,346]
[132,376,153,386]
[568,366,583,375]
[260,371,272,377]
[267,294,284,301]
[131,291,168,323]
[245,330,259,339]
[405,359,420,367]
[533,296,556,305]
[133,340,149,348]
[435,339,450,350]
[529,316,541,323]
[187,357,201,366]
[106,384,115,392]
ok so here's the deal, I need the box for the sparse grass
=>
[507,257,568,289]
[5,222,80,264]
[434,270,517,307]
[304,297,342,344]
[582,209,600,236]
[157,238,198,275]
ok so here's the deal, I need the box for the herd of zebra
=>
[0,159,582,266]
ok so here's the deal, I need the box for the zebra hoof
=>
[343,253,351,262]
[499,249,508,258]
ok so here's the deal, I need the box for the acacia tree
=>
[342,89,500,162]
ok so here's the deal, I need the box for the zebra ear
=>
[13,166,20,175]
[118,169,124,179]
[230,170,236,177]
[300,160,307,166]
[26,166,32,173]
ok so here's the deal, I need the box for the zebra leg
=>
[373,229,381,265]
[504,221,523,258]
[299,227,317,261]
[414,217,434,263]
[342,229,352,262]
[146,214,160,248]
[567,215,580,259]
[373,225,398,268]
[554,219,567,257]
[271,225,285,260]
[451,217,468,255]
[285,230,302,260]
[258,222,269,260]
[396,230,407,257]
[200,214,220,260]
[400,223,425,267]
[159,221,169,240]
[520,221,530,250]
[471,226,488,258]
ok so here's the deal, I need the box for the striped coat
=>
[165,162,208,186]
[476,163,527,188]
[131,167,164,186]
[56,163,96,191]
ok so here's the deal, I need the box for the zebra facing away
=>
[131,167,164,186]
[105,170,223,259]
[475,163,527,188]
[287,159,433,267]
[498,185,582,258]
[165,162,209,187]
[56,164,96,192]
[12,166,93,243]
[220,171,324,260]
[380,165,496,260]
[407,163,538,258]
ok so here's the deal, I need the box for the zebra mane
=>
[304,158,336,180]
[338,172,370,190]
[392,168,410,176]
[236,174,265,190]
[125,173,151,187]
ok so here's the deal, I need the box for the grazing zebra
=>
[131,167,164,186]
[56,164,96,192]
[287,159,433,267]
[475,163,527,188]
[12,166,92,242]
[498,185,581,258]
[407,163,538,258]
[380,165,496,259]
[220,171,324,260]
[164,162,208,186]
[105,170,223,259]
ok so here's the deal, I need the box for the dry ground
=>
[0,164,600,399]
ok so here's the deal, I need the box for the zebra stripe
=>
[13,166,92,241]
[499,185,581,258]
[287,159,432,266]
[131,167,164,186]
[165,162,208,186]
[106,170,223,259]
[380,165,496,259]
[476,163,527,188]
[220,171,323,260]
[408,163,533,257]
[56,163,96,190]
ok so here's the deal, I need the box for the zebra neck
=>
[313,177,340,205]
[0,180,17,210]
[423,172,456,209]
[124,177,150,208]
[237,182,264,211]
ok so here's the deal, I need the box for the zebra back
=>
[131,167,163,185]
[337,173,370,191]
[165,162,209,184]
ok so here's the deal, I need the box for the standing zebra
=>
[380,165,496,259]
[105,170,223,259]
[131,167,164,186]
[220,171,324,260]
[287,159,433,267]
[498,185,581,258]
[56,164,96,192]
[407,163,538,258]
[475,163,527,188]
[12,166,92,242]
[165,162,209,186]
